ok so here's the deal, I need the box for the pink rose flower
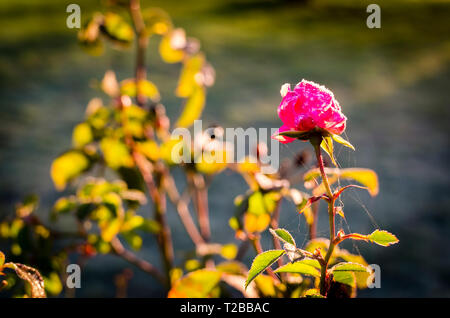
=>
[273,80,347,144]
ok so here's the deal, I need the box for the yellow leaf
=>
[168,269,222,298]
[72,123,93,148]
[175,86,206,128]
[195,149,228,175]
[51,151,90,191]
[340,168,379,196]
[176,53,205,98]
[100,138,134,169]
[136,141,160,162]
[159,31,185,63]
[160,137,188,165]
[120,79,160,100]
[100,218,122,242]
[221,244,238,260]
[244,213,271,233]
[103,12,134,44]
[320,136,337,166]
[142,8,173,36]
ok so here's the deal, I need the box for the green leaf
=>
[168,269,222,298]
[304,288,325,298]
[332,271,356,288]
[247,191,266,216]
[245,250,285,289]
[278,130,311,140]
[269,228,296,246]
[367,230,399,246]
[51,151,90,191]
[330,262,369,273]
[320,136,337,166]
[331,134,355,151]
[274,262,320,277]
[43,272,63,296]
[51,196,77,220]
[4,262,46,298]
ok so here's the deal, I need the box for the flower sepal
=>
[277,127,331,142]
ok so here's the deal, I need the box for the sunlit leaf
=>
[176,53,204,98]
[43,272,63,296]
[72,123,93,148]
[367,230,399,246]
[247,191,266,216]
[339,168,379,196]
[303,167,379,197]
[175,86,205,128]
[304,288,325,298]
[159,30,185,63]
[269,228,296,246]
[136,140,160,162]
[100,138,134,169]
[221,244,238,260]
[0,251,4,268]
[274,262,320,277]
[245,250,285,289]
[320,136,337,166]
[331,134,355,151]
[160,137,188,165]
[100,218,122,242]
[103,12,134,44]
[168,269,222,298]
[244,213,270,233]
[254,275,277,297]
[51,151,90,190]
[330,262,369,273]
[4,263,46,298]
[78,14,104,56]
[332,271,356,288]
[216,261,247,275]
[120,79,160,100]
[123,232,143,250]
[142,7,173,36]
[195,149,228,175]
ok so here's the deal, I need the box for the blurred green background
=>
[0,0,449,297]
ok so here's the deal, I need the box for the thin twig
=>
[164,172,205,246]
[111,237,166,285]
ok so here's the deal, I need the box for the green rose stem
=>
[310,136,335,296]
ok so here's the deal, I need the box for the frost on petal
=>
[280,83,291,97]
